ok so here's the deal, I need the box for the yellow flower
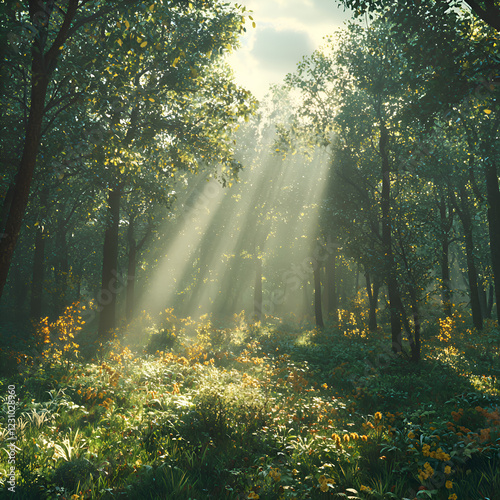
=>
[444,465,452,475]
[374,412,382,421]
[320,482,329,492]
[445,480,453,489]
[248,492,260,499]
[360,485,371,492]
[408,431,415,439]
[448,495,457,500]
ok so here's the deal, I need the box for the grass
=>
[0,305,499,499]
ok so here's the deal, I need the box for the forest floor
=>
[1,306,500,500]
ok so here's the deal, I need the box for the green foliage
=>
[144,329,177,355]
[1,308,499,499]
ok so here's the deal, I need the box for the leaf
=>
[140,41,148,48]
[117,39,123,46]
[252,21,256,28]
[124,20,130,29]
[149,4,154,11]
[149,98,155,102]
[484,109,492,114]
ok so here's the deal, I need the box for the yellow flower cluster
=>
[421,443,450,461]
[418,462,434,482]
[268,468,281,482]
[100,363,121,387]
[318,474,335,492]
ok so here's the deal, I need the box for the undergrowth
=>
[0,305,499,499]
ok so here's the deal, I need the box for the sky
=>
[227,0,353,100]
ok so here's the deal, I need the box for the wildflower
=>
[424,462,434,474]
[445,480,453,489]
[408,431,415,439]
[444,465,452,475]
[448,494,457,500]
[248,492,260,499]
[269,468,281,482]
[360,485,371,492]
[318,475,334,492]
[418,470,428,482]
[374,412,382,421]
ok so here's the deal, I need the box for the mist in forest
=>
[137,122,334,323]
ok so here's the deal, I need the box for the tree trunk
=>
[97,186,121,339]
[410,299,421,363]
[0,0,81,303]
[478,281,489,320]
[0,74,50,301]
[126,217,136,323]
[254,255,263,322]
[455,186,483,330]
[324,251,338,321]
[438,196,453,317]
[365,273,379,332]
[484,160,500,323]
[30,225,46,321]
[379,123,402,352]
[54,219,69,316]
[0,180,16,237]
[313,260,324,328]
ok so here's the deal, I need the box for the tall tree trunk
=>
[30,225,46,321]
[0,0,79,302]
[478,280,490,320]
[30,188,48,321]
[126,216,136,323]
[324,251,338,321]
[54,219,69,316]
[365,273,379,332]
[379,123,402,352]
[254,255,263,322]
[484,160,500,323]
[0,74,50,301]
[312,260,324,328]
[455,187,483,330]
[438,196,453,317]
[0,180,16,237]
[98,186,121,339]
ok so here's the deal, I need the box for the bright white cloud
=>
[227,0,352,99]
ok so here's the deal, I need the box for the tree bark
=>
[454,186,483,330]
[379,123,402,352]
[484,160,500,324]
[365,273,379,332]
[254,255,263,322]
[125,217,136,323]
[30,225,46,321]
[438,195,453,317]
[0,0,80,302]
[30,188,48,321]
[324,251,338,321]
[0,180,16,237]
[98,186,122,339]
[312,260,324,328]
[53,218,69,316]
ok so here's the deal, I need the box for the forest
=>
[0,0,500,498]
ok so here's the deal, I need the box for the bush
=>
[145,329,176,354]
